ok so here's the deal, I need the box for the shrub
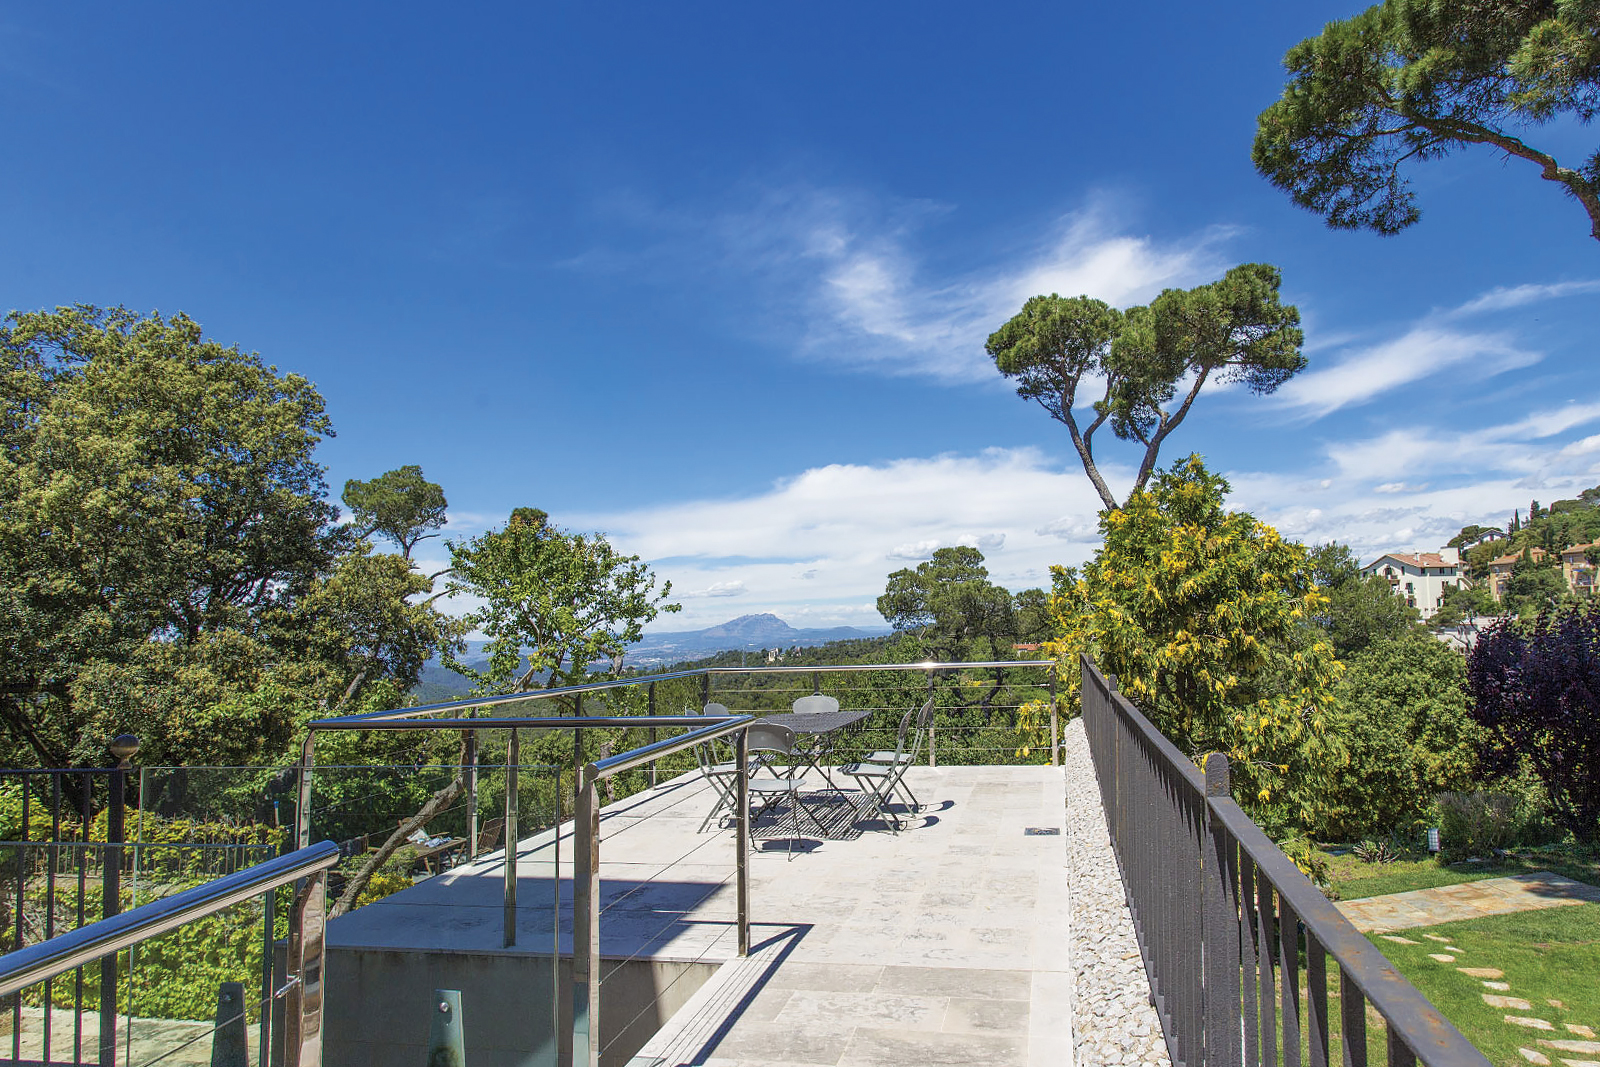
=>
[1433,790,1525,862]
[1466,604,1600,842]
[1309,633,1481,841]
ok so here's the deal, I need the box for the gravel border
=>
[1063,716,1172,1067]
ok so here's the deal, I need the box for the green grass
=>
[1366,903,1600,1067]
[1325,847,1600,900]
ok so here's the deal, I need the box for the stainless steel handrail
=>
[0,840,340,998]
[310,659,1053,726]
[587,716,752,779]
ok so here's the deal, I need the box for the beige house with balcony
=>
[1487,546,1548,601]
[1561,541,1598,596]
[1361,548,1466,620]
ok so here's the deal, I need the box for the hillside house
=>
[1361,548,1466,620]
[1487,546,1549,602]
[1561,542,1598,596]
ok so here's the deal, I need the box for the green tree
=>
[445,508,679,695]
[1253,0,1600,242]
[1048,456,1342,828]
[0,306,347,766]
[877,546,1016,662]
[1305,543,1423,657]
[1311,632,1481,840]
[1504,557,1572,615]
[986,265,1304,510]
[342,466,450,562]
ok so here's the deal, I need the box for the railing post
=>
[1204,752,1240,1067]
[284,867,327,1067]
[1048,664,1059,768]
[926,671,937,768]
[503,729,519,949]
[647,682,658,788]
[735,727,749,957]
[573,767,601,1067]
[297,734,316,851]
[102,734,136,1067]
[211,981,249,1067]
[465,712,479,862]
[429,989,465,1067]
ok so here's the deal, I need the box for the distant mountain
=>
[410,616,891,700]
[625,613,889,667]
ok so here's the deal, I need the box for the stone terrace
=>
[327,764,1074,1067]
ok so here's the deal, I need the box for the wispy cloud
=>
[1454,280,1600,316]
[571,184,1229,383]
[1272,327,1538,419]
[679,580,747,598]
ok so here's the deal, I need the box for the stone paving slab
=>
[331,764,1074,1067]
[1336,872,1600,933]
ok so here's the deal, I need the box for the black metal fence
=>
[1080,655,1492,1067]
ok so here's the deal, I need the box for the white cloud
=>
[1272,327,1538,419]
[679,580,747,599]
[800,203,1226,381]
[1454,280,1600,316]
[570,448,1111,628]
[1374,482,1428,494]
[573,184,1227,383]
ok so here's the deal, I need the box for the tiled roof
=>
[1367,552,1456,570]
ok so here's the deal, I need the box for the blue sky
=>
[2,4,1596,630]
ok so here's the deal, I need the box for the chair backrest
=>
[791,694,840,715]
[477,817,505,852]
[693,704,731,772]
[901,698,936,764]
[745,721,796,757]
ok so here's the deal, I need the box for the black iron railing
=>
[1080,654,1492,1067]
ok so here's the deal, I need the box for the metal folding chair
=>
[692,702,745,833]
[745,721,828,857]
[841,699,934,831]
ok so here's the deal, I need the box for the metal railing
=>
[0,840,340,1067]
[1081,654,1492,1067]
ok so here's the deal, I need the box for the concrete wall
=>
[324,947,717,1067]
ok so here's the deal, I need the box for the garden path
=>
[1337,872,1600,934]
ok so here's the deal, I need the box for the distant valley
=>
[411,613,892,702]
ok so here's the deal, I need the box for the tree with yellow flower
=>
[1042,455,1342,830]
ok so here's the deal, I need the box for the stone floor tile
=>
[1428,953,1457,962]
[1485,981,1512,991]
[1423,933,1454,942]
[1521,1050,1553,1066]
[761,962,883,993]
[1380,934,1420,944]
[1558,1059,1600,1067]
[775,990,948,1032]
[876,965,1032,1001]
[1551,1000,1568,1009]
[838,1027,1026,1067]
[1510,1018,1558,1030]
[1569,1026,1597,1039]
[943,997,1030,1035]
[1459,967,1505,978]
[708,1020,855,1064]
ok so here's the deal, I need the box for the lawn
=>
[1325,847,1600,901]
[1365,903,1600,1067]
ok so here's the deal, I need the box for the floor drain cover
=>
[1024,827,1060,836]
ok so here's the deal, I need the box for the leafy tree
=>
[1013,587,1053,644]
[1466,603,1600,841]
[1311,632,1480,840]
[986,265,1304,510]
[1505,556,1572,616]
[335,507,679,914]
[1305,543,1423,657]
[342,466,450,562]
[877,546,1016,661]
[446,508,679,695]
[0,306,347,766]
[1048,456,1342,827]
[1253,0,1600,242]
[1432,582,1499,630]
[1448,524,1504,549]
